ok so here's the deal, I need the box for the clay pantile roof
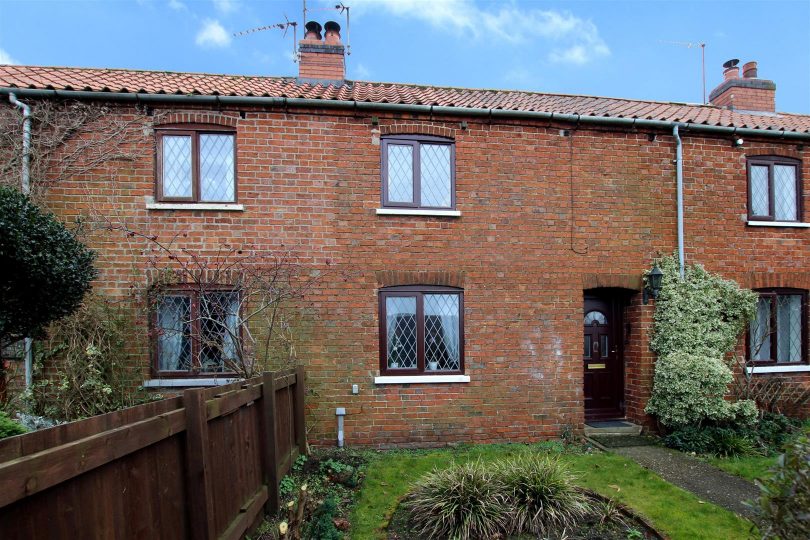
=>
[2,64,809,134]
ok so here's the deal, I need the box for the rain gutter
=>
[2,87,810,141]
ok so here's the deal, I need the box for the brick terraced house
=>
[1,23,809,447]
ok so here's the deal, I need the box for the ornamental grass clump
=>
[404,460,508,540]
[496,455,592,536]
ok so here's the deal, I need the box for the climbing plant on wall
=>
[645,254,759,429]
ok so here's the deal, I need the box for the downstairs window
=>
[749,289,807,365]
[379,286,464,375]
[153,288,241,376]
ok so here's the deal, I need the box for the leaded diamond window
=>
[750,289,806,365]
[381,135,455,209]
[157,127,236,203]
[154,288,241,375]
[380,287,464,374]
[385,297,417,369]
[748,157,801,222]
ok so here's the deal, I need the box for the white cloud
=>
[503,66,532,85]
[351,63,371,80]
[351,0,610,65]
[196,19,232,48]
[168,0,186,11]
[213,0,238,14]
[0,48,18,65]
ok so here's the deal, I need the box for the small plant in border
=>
[754,429,810,540]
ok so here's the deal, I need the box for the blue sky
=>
[1,0,808,113]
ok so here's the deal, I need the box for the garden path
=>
[610,444,760,520]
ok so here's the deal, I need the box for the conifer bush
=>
[0,410,27,439]
[0,186,96,348]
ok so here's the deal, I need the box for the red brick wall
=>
[21,101,810,447]
[298,40,345,80]
[710,86,776,112]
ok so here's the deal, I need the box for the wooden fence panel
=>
[0,432,189,539]
[0,369,306,540]
[0,396,184,462]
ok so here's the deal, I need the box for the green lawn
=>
[707,455,777,482]
[351,443,756,540]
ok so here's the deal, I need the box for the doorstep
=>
[584,420,643,436]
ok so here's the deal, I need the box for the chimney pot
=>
[298,20,345,81]
[324,21,341,44]
[304,21,322,41]
[709,59,775,112]
[743,61,758,78]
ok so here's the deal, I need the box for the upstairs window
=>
[748,157,801,222]
[153,288,241,376]
[156,126,236,203]
[381,135,455,209]
[749,289,807,365]
[379,286,464,375]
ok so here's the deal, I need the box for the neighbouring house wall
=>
[13,100,810,447]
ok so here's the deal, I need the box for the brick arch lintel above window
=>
[742,271,810,291]
[153,111,239,128]
[375,270,465,289]
[745,154,801,163]
[380,123,456,140]
[582,273,642,292]
[144,267,246,288]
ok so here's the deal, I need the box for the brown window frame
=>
[381,135,456,210]
[151,286,242,378]
[747,156,802,222]
[378,285,465,376]
[155,124,238,203]
[748,288,808,366]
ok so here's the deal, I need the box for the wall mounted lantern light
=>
[643,265,664,305]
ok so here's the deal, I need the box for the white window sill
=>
[747,220,810,228]
[147,203,244,211]
[374,375,470,384]
[142,378,239,388]
[746,365,810,374]
[376,208,461,217]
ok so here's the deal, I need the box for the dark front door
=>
[583,296,624,419]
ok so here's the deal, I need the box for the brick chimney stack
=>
[709,59,776,112]
[298,20,345,82]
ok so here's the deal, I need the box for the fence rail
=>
[0,367,305,540]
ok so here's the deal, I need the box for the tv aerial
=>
[234,14,299,62]
[660,40,707,103]
[303,1,351,55]
[234,2,352,64]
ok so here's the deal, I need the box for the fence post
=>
[294,365,307,455]
[184,388,216,540]
[259,371,280,514]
